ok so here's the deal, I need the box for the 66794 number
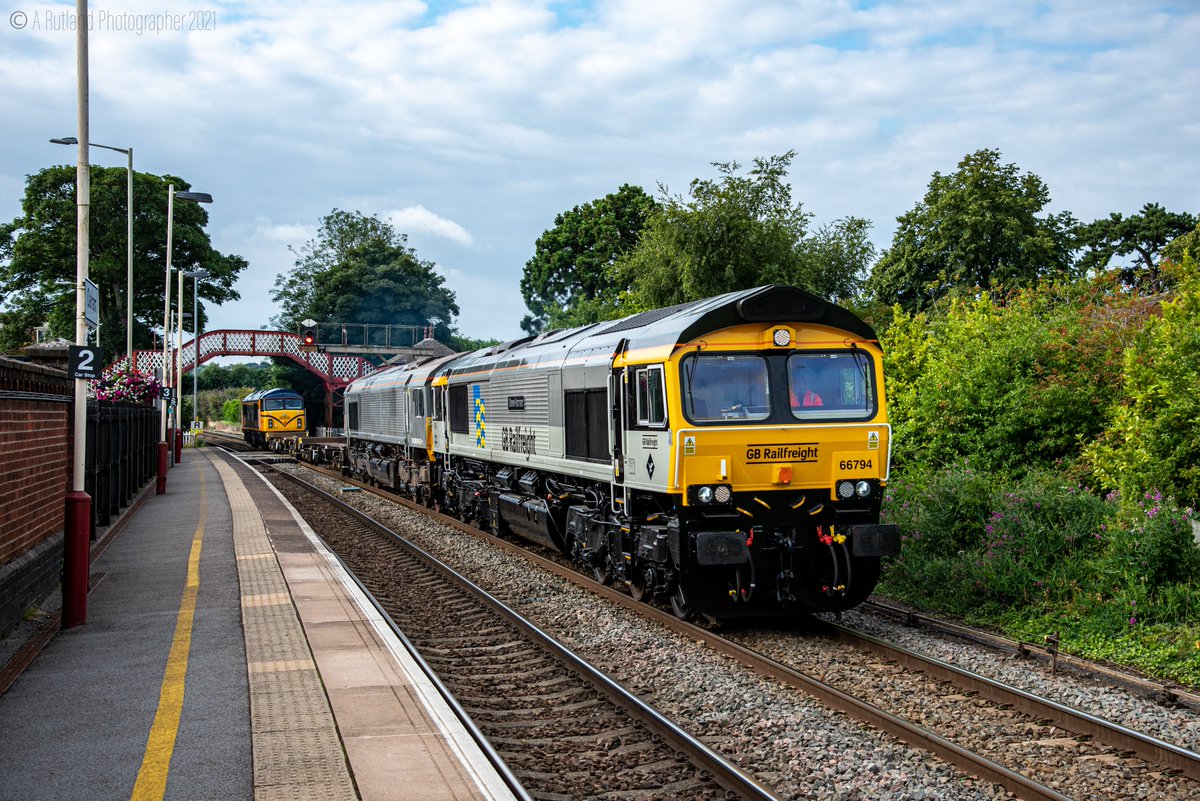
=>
[839,458,872,471]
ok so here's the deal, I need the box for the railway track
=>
[259,463,780,801]
[198,429,254,451]
[273,458,1200,801]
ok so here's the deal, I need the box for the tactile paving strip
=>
[208,453,357,801]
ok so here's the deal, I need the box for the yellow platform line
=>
[130,470,207,801]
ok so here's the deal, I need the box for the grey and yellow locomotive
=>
[342,285,900,619]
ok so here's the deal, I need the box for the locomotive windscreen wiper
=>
[849,342,869,389]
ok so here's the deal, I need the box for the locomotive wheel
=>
[592,554,611,586]
[669,585,694,621]
[629,569,650,602]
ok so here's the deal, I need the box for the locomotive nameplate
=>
[745,442,818,464]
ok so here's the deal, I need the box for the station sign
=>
[84,278,99,329]
[68,345,104,380]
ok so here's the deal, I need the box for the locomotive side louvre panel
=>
[358,381,409,441]
[448,383,469,434]
[564,389,609,462]
[486,371,552,458]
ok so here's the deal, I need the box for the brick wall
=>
[0,356,72,635]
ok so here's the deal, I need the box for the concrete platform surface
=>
[0,447,518,801]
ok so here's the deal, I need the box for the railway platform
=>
[0,447,519,801]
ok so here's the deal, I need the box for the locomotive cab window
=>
[682,354,770,422]
[634,366,666,428]
[263,397,304,411]
[788,351,875,420]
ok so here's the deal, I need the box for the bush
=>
[1099,491,1200,589]
[221,398,242,425]
[882,283,1148,475]
[880,465,1109,616]
[879,466,1200,685]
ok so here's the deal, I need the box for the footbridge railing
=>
[122,329,379,386]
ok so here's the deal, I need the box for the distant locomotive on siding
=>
[336,285,900,620]
[241,388,306,449]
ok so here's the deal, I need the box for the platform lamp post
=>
[158,185,212,493]
[51,136,132,361]
[182,269,209,431]
[62,0,91,629]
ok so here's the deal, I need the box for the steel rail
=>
[271,466,782,801]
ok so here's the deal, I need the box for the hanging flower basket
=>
[89,365,162,406]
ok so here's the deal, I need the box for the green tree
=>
[1083,255,1200,505]
[520,184,655,335]
[0,165,245,357]
[271,209,460,341]
[447,333,500,352]
[804,216,876,303]
[1077,203,1197,291]
[612,152,864,312]
[868,149,1076,311]
[1162,220,1200,265]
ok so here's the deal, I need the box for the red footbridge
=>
[118,329,381,427]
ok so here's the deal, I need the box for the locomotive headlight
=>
[836,480,855,499]
[773,328,791,347]
[855,480,872,498]
[690,484,733,505]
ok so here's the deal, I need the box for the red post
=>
[157,441,169,494]
[63,491,91,628]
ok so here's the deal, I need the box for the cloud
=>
[252,220,317,245]
[386,206,474,247]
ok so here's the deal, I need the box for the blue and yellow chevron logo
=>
[473,384,486,448]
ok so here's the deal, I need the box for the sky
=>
[1,0,1197,343]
